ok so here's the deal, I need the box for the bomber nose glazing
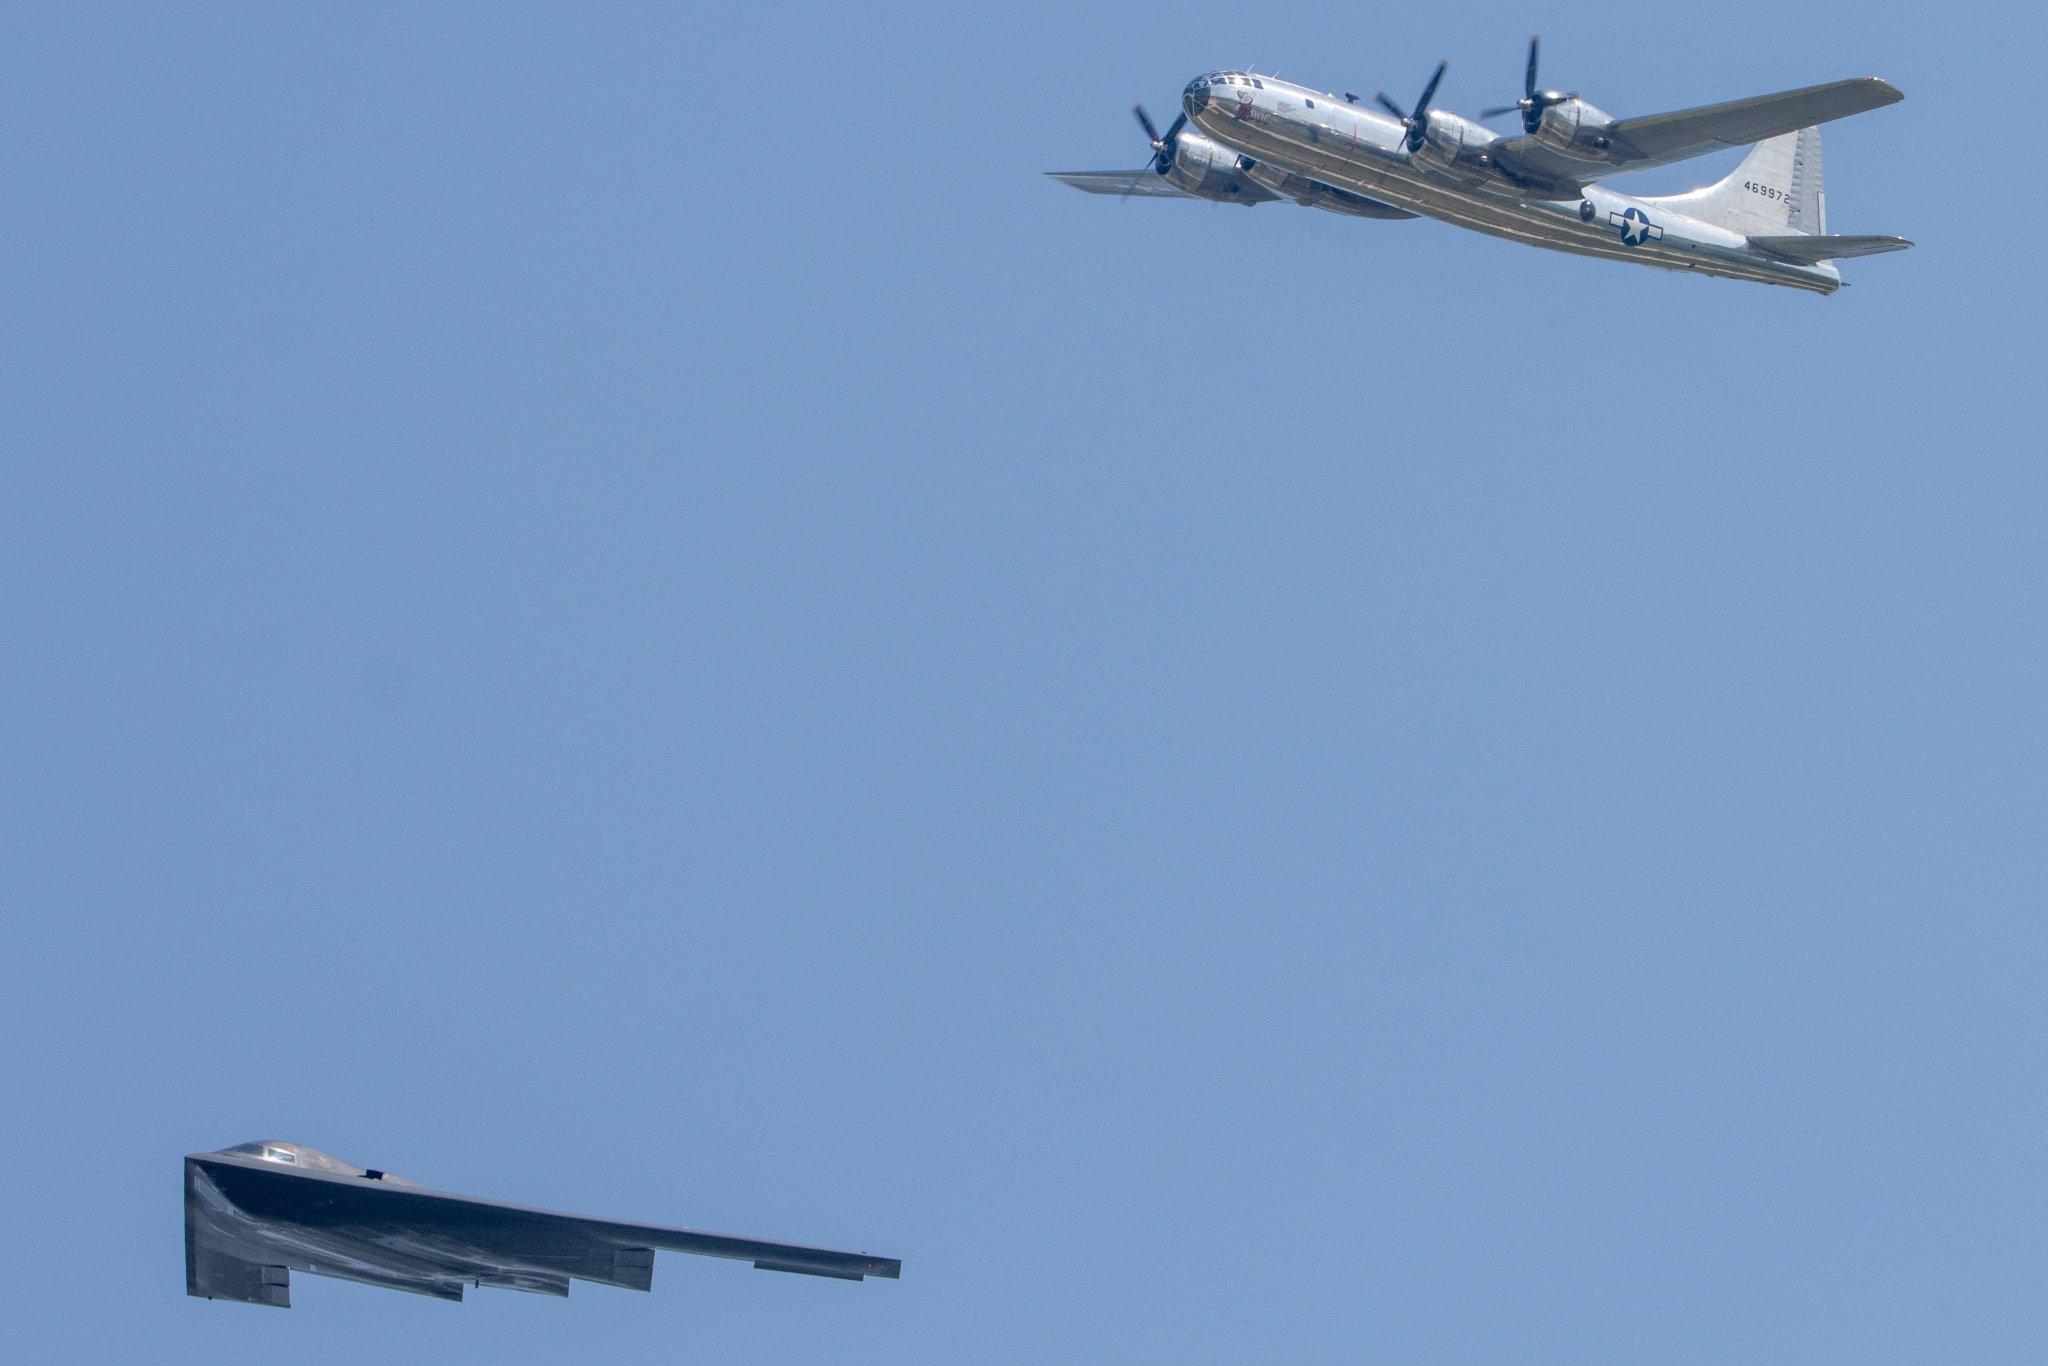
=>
[1182,76,1212,117]
[1185,70,1260,120]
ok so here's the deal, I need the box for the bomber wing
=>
[1046,169,1280,202]
[1494,77,1903,192]
[185,1144,899,1309]
[1047,169,1197,198]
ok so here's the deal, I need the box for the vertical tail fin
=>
[1643,127,1826,235]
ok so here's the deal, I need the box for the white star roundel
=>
[1608,207,1665,247]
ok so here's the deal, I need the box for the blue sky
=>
[4,2,2043,1361]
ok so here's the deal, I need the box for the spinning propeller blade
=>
[1378,61,1447,152]
[1132,103,1187,173]
[1478,35,1576,134]
[1132,103,1161,145]
[1414,61,1447,120]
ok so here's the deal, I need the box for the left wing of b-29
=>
[1494,77,1903,191]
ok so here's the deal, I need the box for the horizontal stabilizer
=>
[1749,233,1913,263]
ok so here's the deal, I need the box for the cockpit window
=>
[263,1146,297,1163]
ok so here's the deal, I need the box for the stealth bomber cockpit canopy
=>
[218,1140,426,1186]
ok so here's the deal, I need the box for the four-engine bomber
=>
[1051,38,1910,294]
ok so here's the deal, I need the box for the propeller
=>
[1133,102,1187,174]
[1372,61,1448,153]
[1479,35,1576,135]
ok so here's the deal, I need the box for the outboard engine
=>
[1124,100,1263,204]
[1162,131,1258,203]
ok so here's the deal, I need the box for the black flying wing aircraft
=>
[186,1141,900,1308]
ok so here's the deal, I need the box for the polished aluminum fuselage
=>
[1185,72,1841,294]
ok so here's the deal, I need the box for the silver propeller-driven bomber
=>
[1049,38,1910,293]
[186,1141,900,1308]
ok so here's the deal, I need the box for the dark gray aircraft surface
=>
[186,1141,901,1308]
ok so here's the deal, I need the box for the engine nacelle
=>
[1416,111,1496,186]
[1163,132,1259,203]
[1533,99,1618,159]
